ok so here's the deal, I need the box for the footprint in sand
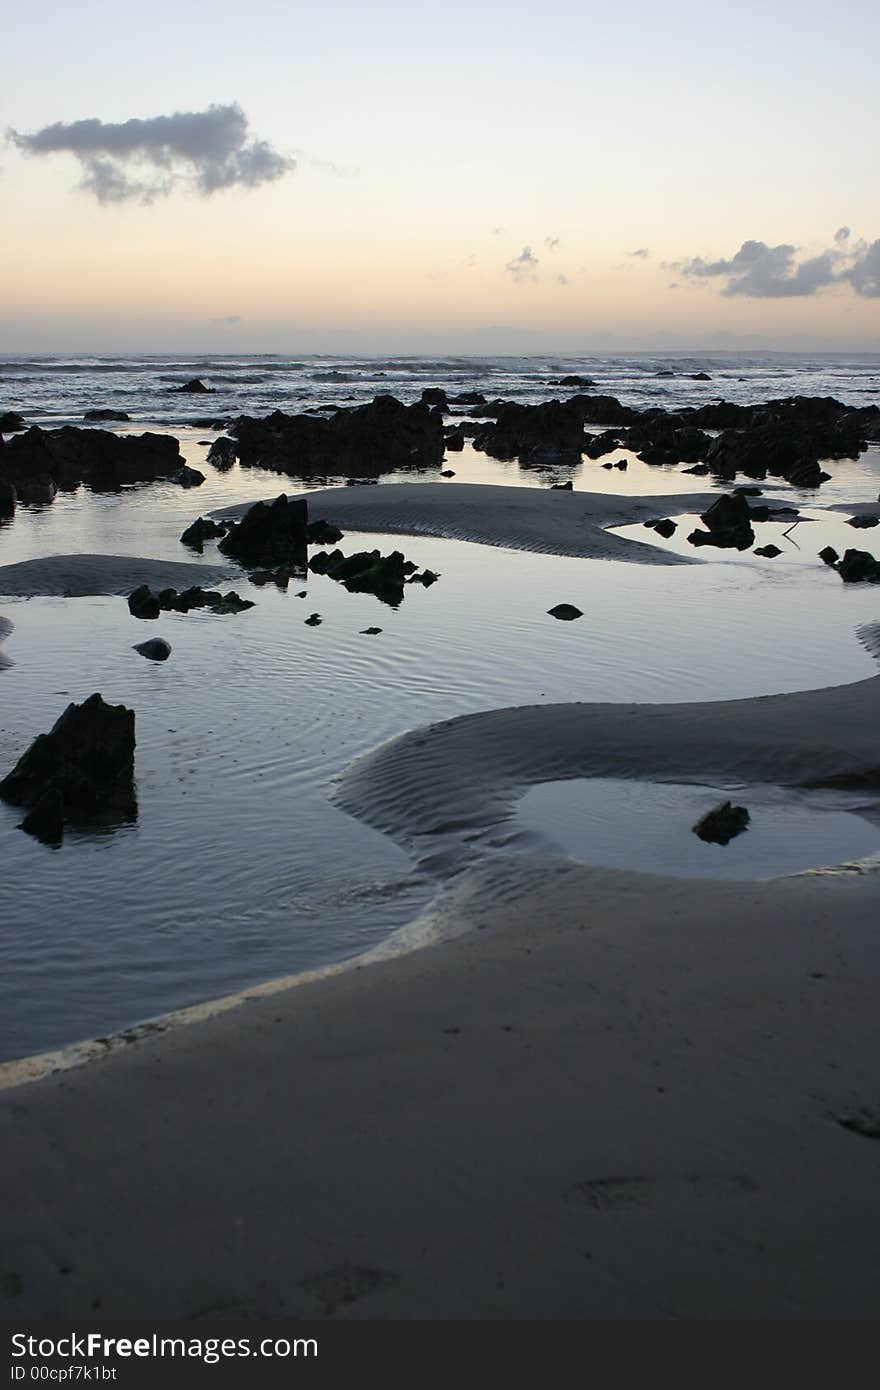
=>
[564,1172,758,1213]
[300,1263,398,1316]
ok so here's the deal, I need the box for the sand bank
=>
[215,482,725,563]
[0,553,234,597]
[333,675,880,865]
[1,676,880,1317]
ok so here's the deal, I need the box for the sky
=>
[2,0,879,353]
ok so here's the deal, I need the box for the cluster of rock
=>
[0,693,136,843]
[0,425,199,505]
[308,548,437,605]
[463,392,880,488]
[218,494,309,567]
[685,492,798,551]
[228,395,445,477]
[128,584,254,618]
[820,547,880,583]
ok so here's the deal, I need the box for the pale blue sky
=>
[2,0,878,350]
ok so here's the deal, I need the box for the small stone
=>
[548,604,583,621]
[693,801,750,845]
[360,627,383,635]
[133,638,171,661]
[305,613,322,626]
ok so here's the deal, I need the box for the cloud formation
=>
[505,246,539,283]
[628,247,650,258]
[676,234,880,298]
[544,236,560,252]
[8,103,295,204]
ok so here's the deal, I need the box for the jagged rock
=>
[307,519,345,545]
[693,801,749,845]
[407,569,440,587]
[360,627,382,635]
[449,391,487,406]
[444,429,465,451]
[0,692,136,837]
[219,494,309,567]
[305,613,322,626]
[248,567,295,589]
[688,492,755,550]
[472,399,589,460]
[207,437,237,468]
[421,388,448,407]
[548,604,583,621]
[836,549,880,583]
[133,638,171,661]
[308,548,413,605]
[819,546,839,566]
[180,516,229,551]
[0,412,26,433]
[231,395,444,478]
[128,585,161,619]
[584,431,622,459]
[848,515,879,529]
[0,480,17,516]
[754,544,783,558]
[614,459,627,470]
[84,409,130,422]
[170,378,213,393]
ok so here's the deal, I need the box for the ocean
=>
[1,352,879,1063]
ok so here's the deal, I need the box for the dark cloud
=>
[628,247,650,258]
[675,234,880,298]
[505,246,539,283]
[7,103,294,204]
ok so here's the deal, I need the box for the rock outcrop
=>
[0,693,137,841]
[218,494,309,568]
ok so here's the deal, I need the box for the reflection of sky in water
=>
[514,778,880,881]
[1,431,879,1060]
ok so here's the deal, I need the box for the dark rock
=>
[690,372,711,381]
[602,462,614,470]
[733,485,763,496]
[440,469,456,477]
[614,459,628,470]
[308,547,413,605]
[0,425,185,495]
[656,369,675,378]
[133,638,171,661]
[693,801,750,845]
[689,492,755,550]
[180,516,229,551]
[407,569,440,586]
[449,392,487,406]
[754,544,783,558]
[231,395,444,478]
[83,409,130,422]
[305,613,322,626]
[681,463,710,476]
[360,627,383,635]
[472,399,588,460]
[0,480,17,516]
[307,519,345,545]
[0,692,136,835]
[848,515,879,529]
[207,437,237,469]
[128,585,160,620]
[548,604,583,621]
[556,375,595,388]
[420,388,448,407]
[171,465,205,488]
[20,788,65,845]
[219,494,309,567]
[819,546,839,566]
[170,378,214,394]
[0,412,26,433]
[584,431,621,459]
[444,429,465,451]
[551,480,573,490]
[644,518,676,539]
[836,549,880,583]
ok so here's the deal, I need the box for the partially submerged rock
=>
[133,638,171,661]
[548,604,583,621]
[0,425,186,497]
[129,584,254,616]
[754,544,783,558]
[218,494,309,567]
[171,465,205,488]
[643,518,677,539]
[0,692,137,841]
[0,412,26,433]
[170,378,213,394]
[308,548,415,605]
[834,549,880,583]
[307,518,345,545]
[688,492,755,551]
[693,801,750,845]
[207,437,237,469]
[848,515,880,529]
[180,516,230,551]
[84,409,130,422]
[231,395,444,478]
